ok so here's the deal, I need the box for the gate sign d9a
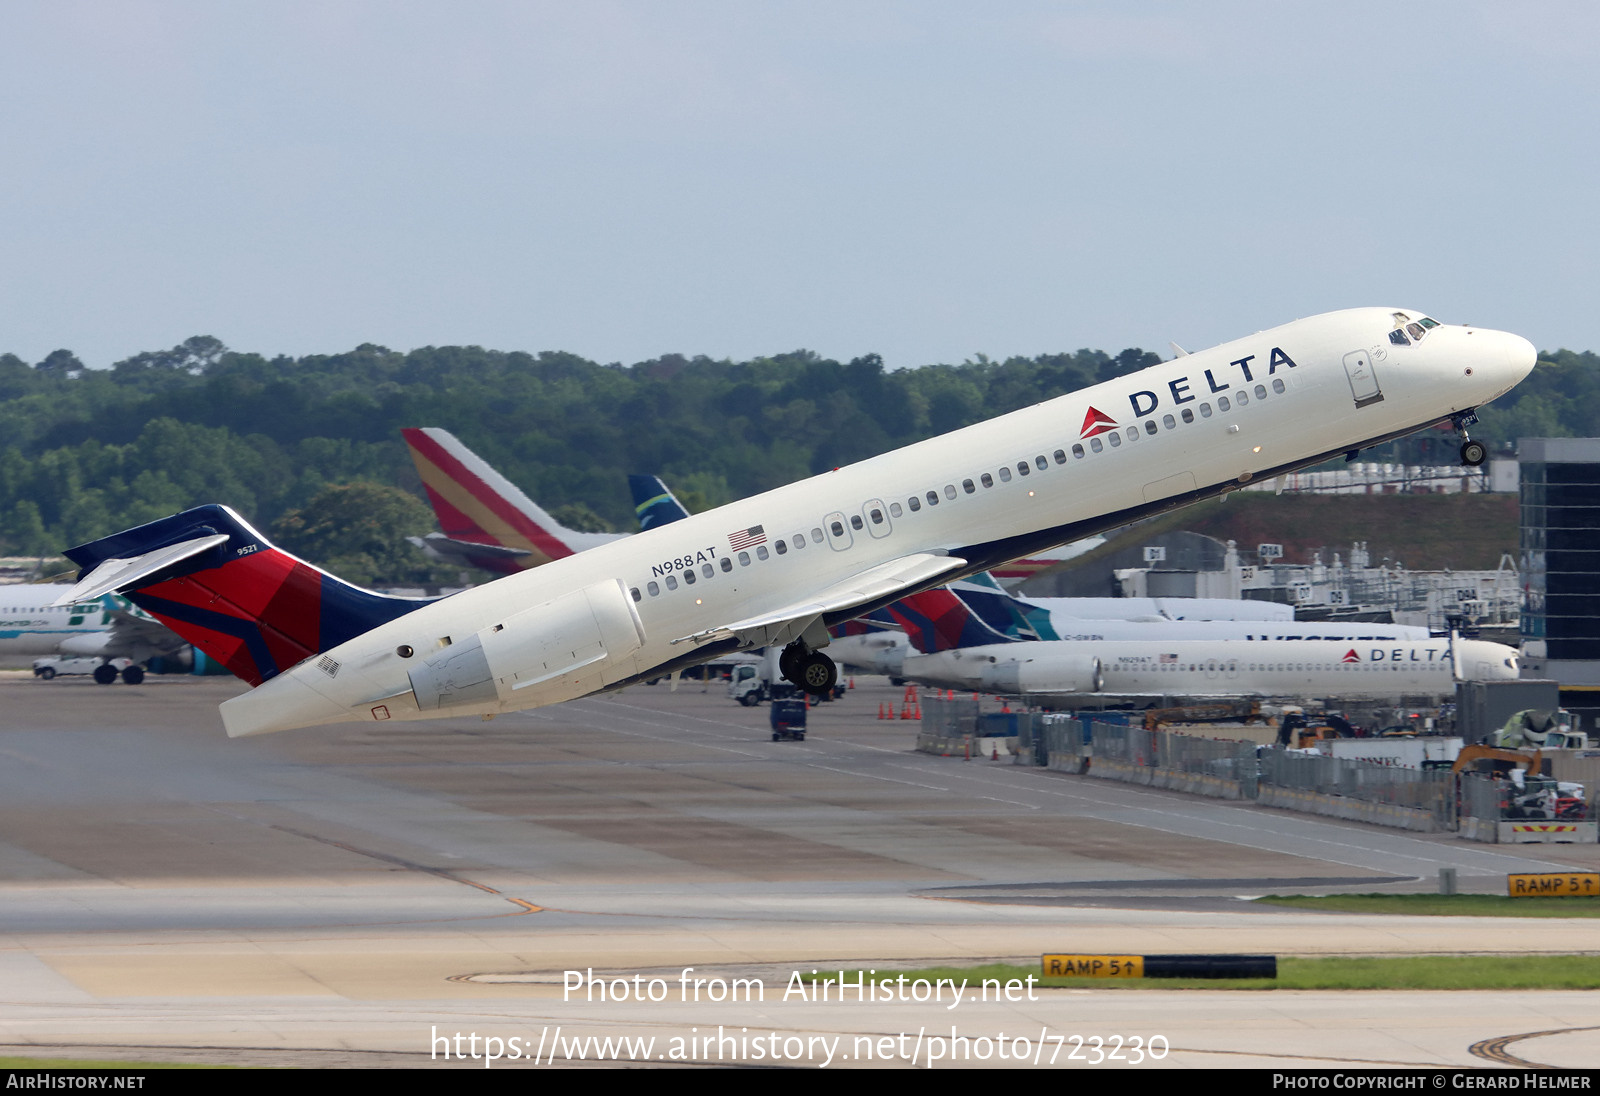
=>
[1507,872,1600,897]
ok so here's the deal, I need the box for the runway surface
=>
[0,672,1596,1069]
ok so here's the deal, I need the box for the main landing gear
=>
[1452,410,1486,467]
[780,640,838,698]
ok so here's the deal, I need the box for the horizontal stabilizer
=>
[52,534,229,605]
[675,552,967,648]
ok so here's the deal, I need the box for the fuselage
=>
[900,637,1520,702]
[221,308,1537,735]
[0,587,119,657]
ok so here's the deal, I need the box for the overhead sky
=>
[3,1,1595,370]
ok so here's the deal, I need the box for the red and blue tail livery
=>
[63,505,431,687]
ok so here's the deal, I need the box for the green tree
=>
[271,482,448,587]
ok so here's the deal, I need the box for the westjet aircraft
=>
[55,308,1535,736]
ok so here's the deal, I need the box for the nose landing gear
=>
[1452,410,1486,467]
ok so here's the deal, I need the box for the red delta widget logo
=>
[1079,407,1119,439]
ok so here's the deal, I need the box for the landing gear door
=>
[1343,350,1384,408]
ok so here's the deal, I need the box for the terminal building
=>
[1518,437,1600,727]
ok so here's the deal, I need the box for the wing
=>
[674,552,967,649]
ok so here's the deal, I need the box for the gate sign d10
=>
[1507,872,1600,897]
[1042,955,1143,978]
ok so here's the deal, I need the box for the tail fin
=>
[402,427,619,574]
[880,588,1015,653]
[947,572,1061,641]
[628,474,690,531]
[60,505,430,687]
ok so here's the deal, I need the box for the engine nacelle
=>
[980,654,1102,695]
[409,579,646,712]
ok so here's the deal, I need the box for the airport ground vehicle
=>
[32,656,135,682]
[769,698,807,741]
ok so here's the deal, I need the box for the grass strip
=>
[1255,893,1600,918]
[824,955,1600,991]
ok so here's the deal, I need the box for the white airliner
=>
[56,308,1535,736]
[893,626,1518,704]
[0,586,184,683]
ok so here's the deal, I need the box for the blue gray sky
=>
[2,1,1595,369]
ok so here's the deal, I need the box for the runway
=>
[0,672,1596,1068]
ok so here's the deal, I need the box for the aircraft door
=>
[1342,350,1384,408]
[823,511,853,551]
[861,498,892,539]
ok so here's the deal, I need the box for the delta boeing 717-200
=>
[54,308,1535,736]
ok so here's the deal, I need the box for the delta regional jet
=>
[55,309,1535,737]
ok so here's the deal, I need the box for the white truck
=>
[1327,736,1464,769]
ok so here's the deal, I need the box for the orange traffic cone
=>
[991,743,999,761]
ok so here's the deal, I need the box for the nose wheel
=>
[1451,410,1486,467]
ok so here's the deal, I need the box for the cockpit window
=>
[1389,329,1411,346]
[1419,317,1439,329]
[1406,322,1425,341]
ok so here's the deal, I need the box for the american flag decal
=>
[728,525,766,551]
[1160,652,1178,664]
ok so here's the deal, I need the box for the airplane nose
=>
[1505,332,1537,377]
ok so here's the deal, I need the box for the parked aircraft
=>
[57,308,1534,736]
[0,587,185,683]
[402,426,625,574]
[878,586,1517,702]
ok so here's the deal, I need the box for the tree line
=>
[0,336,1590,581]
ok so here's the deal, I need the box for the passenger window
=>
[908,496,921,512]
[648,580,661,596]
[944,484,956,499]
[794,534,806,547]
[811,528,824,543]
[851,514,864,529]
[1090,437,1103,453]
[1145,420,1157,434]
[1125,427,1138,441]
[1072,444,1085,458]
[775,540,788,555]
[1218,396,1231,411]
[1272,378,1286,394]
[999,466,1012,482]
[925,491,939,506]
[1181,408,1194,423]
[738,551,750,566]
[1053,449,1066,464]
[1108,431,1121,447]
[889,503,902,517]
[720,557,732,572]
[1017,461,1030,476]
[630,587,641,601]
[1163,414,1176,429]
[1236,390,1250,405]
[962,479,975,494]
[756,545,769,560]
[666,575,679,590]
[1254,384,1267,399]
[1035,455,1048,469]
[981,472,994,487]
[831,519,847,535]
[1199,403,1212,418]
[702,563,714,577]
[684,569,696,584]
